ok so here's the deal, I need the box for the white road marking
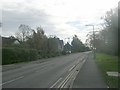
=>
[69,65,75,71]
[58,72,71,88]
[0,76,24,86]
[58,59,86,88]
[50,78,62,88]
[61,70,75,88]
[61,74,71,88]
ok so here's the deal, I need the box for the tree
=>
[26,26,47,50]
[16,24,32,42]
[86,31,102,52]
[86,8,118,55]
[101,8,118,55]
[48,36,59,54]
[71,35,86,52]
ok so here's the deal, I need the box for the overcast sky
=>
[0,0,119,43]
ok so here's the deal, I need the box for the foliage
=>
[27,27,48,50]
[3,24,89,64]
[71,35,86,52]
[48,37,59,53]
[26,29,62,57]
[2,48,37,65]
[100,8,118,55]
[86,8,118,55]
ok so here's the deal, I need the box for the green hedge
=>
[2,48,37,65]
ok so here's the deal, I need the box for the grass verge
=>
[96,53,118,88]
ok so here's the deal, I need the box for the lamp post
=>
[85,24,96,59]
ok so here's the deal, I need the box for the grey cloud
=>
[2,6,57,36]
[66,20,87,31]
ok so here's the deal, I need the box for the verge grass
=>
[96,53,118,88]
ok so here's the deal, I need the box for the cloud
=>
[2,3,57,37]
[1,0,119,43]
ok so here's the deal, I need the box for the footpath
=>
[72,53,107,88]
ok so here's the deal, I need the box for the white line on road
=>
[59,59,86,88]
[60,73,72,88]
[60,69,76,88]
[57,72,72,88]
[69,65,75,71]
[0,76,24,86]
[50,78,62,88]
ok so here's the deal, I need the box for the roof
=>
[64,42,72,51]
[2,36,20,46]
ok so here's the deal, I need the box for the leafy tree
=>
[101,8,118,55]
[48,36,59,54]
[86,8,118,55]
[86,31,101,51]
[26,26,47,50]
[71,35,86,52]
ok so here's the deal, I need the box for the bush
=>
[2,48,37,65]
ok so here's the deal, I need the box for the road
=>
[1,51,106,88]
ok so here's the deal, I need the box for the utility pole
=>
[0,22,2,27]
[85,24,96,59]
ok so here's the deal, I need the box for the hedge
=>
[2,48,37,65]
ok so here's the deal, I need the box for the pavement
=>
[1,51,107,88]
[72,52,107,88]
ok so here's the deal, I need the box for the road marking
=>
[60,70,75,88]
[69,65,75,71]
[58,59,86,88]
[57,72,72,88]
[50,78,62,88]
[0,76,24,86]
[60,74,71,88]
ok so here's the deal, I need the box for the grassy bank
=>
[96,53,118,88]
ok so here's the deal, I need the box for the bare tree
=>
[16,24,32,42]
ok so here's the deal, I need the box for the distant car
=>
[66,51,71,54]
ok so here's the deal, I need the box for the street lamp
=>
[85,24,96,59]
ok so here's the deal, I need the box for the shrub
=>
[2,48,37,65]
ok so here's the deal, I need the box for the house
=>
[55,38,64,52]
[64,42,72,53]
[58,39,64,52]
[2,36,20,47]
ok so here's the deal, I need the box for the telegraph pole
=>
[85,24,96,59]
